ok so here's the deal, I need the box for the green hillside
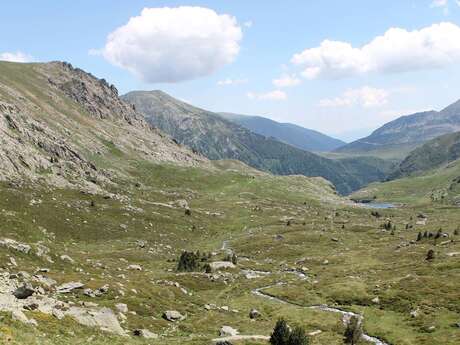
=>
[123,91,390,194]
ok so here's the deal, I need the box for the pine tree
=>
[287,326,309,345]
[270,319,290,345]
[426,249,435,261]
[416,232,422,241]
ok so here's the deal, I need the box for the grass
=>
[1,159,459,345]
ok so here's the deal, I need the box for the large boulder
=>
[209,262,236,271]
[219,326,239,337]
[13,283,35,299]
[163,310,185,322]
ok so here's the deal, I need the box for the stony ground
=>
[0,160,459,345]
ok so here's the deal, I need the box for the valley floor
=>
[0,161,459,345]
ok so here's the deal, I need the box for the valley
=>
[0,61,459,345]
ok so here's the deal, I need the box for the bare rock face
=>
[0,61,207,190]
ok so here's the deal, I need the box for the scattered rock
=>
[133,329,158,339]
[163,310,185,322]
[249,309,261,319]
[60,255,74,263]
[56,281,85,293]
[127,264,142,271]
[115,303,128,313]
[209,261,236,271]
[13,283,35,299]
[220,326,239,337]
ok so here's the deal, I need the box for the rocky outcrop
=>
[0,61,207,190]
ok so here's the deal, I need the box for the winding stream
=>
[252,284,389,345]
[220,241,389,344]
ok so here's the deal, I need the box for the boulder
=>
[115,303,128,313]
[127,264,142,271]
[219,326,239,337]
[163,310,185,322]
[65,306,126,336]
[133,329,158,339]
[249,308,261,319]
[209,261,236,271]
[56,281,84,293]
[13,283,35,299]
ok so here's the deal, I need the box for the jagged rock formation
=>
[0,61,206,190]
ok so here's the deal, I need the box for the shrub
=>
[426,249,435,261]
[270,319,290,345]
[287,326,309,345]
[417,232,422,241]
[177,251,200,272]
[270,320,309,345]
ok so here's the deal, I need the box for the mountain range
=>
[123,90,392,194]
[218,112,345,152]
[336,99,460,159]
[0,61,205,191]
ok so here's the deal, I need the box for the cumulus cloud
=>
[0,51,33,63]
[101,6,242,83]
[319,86,388,108]
[243,21,253,28]
[292,22,460,79]
[272,74,301,88]
[217,78,248,86]
[431,0,448,7]
[247,90,287,101]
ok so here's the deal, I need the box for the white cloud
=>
[319,86,389,108]
[217,78,248,86]
[243,21,253,28]
[272,74,301,88]
[247,90,287,101]
[100,6,242,83]
[292,22,460,79]
[0,51,33,63]
[431,0,448,7]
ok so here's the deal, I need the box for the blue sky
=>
[2,0,460,141]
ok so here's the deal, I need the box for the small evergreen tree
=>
[416,232,422,241]
[426,249,435,261]
[177,251,200,272]
[270,319,290,345]
[287,326,309,345]
[344,315,363,345]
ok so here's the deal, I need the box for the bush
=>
[426,249,435,261]
[270,320,309,345]
[177,251,211,272]
[287,326,309,345]
[270,319,290,345]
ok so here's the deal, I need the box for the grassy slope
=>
[1,159,460,345]
[390,131,460,179]
[352,159,460,205]
[123,91,390,195]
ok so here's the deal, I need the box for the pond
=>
[361,202,397,209]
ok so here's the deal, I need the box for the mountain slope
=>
[0,61,205,190]
[218,112,345,152]
[352,158,460,206]
[389,131,460,179]
[123,90,390,194]
[336,100,460,159]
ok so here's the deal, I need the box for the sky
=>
[2,0,460,141]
